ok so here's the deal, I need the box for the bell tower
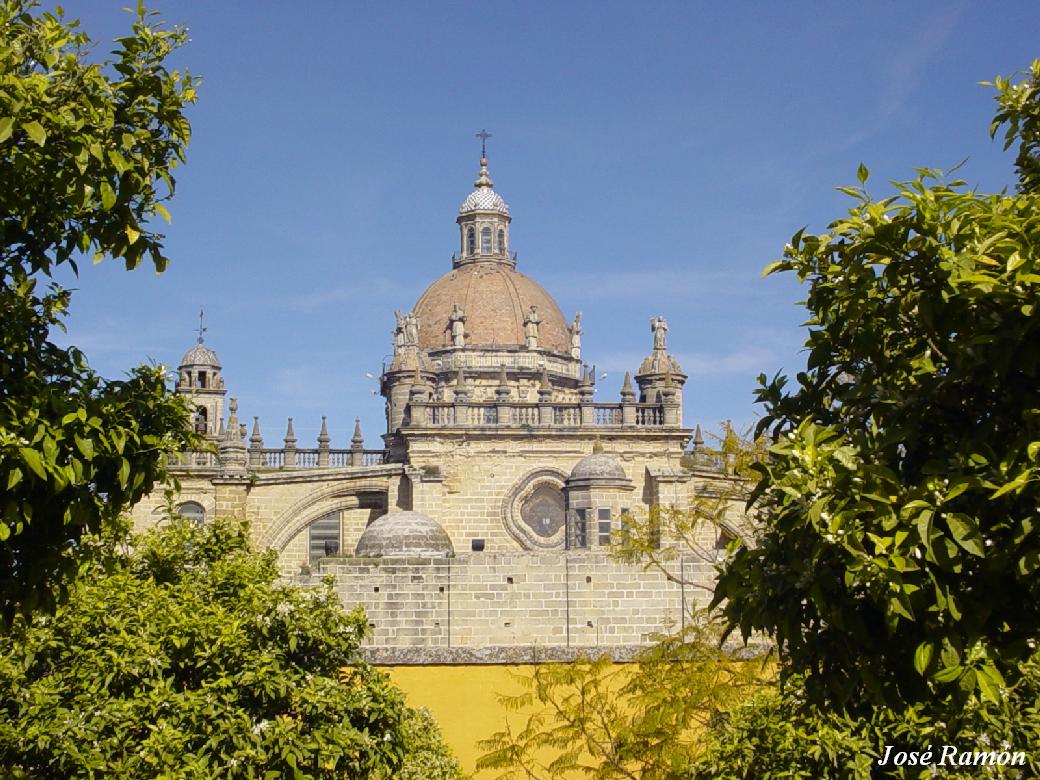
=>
[175,311,226,439]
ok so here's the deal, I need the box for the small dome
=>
[458,155,510,216]
[354,510,453,558]
[637,352,683,376]
[570,453,627,482]
[459,188,510,215]
[180,342,221,369]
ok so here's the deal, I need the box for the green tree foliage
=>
[398,708,468,780]
[714,68,1040,717]
[476,617,770,780]
[689,658,1040,779]
[0,1,198,624]
[613,422,763,593]
[0,516,463,779]
[987,60,1040,193]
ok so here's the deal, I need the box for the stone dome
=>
[637,351,683,376]
[354,510,453,558]
[179,342,221,369]
[569,453,628,482]
[413,262,571,353]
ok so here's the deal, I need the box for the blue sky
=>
[51,1,1038,448]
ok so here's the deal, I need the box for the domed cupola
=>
[564,442,635,550]
[354,510,454,558]
[410,140,574,354]
[634,316,687,426]
[456,132,513,268]
[175,312,227,438]
[568,447,631,490]
[458,162,510,217]
[179,342,221,371]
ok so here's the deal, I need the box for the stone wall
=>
[316,550,719,659]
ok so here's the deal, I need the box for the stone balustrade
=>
[167,448,387,471]
[252,448,387,469]
[406,400,679,429]
[386,348,583,380]
[166,450,220,469]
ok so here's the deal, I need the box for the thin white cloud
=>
[834,2,966,152]
[595,345,782,379]
[541,267,775,303]
[288,276,418,310]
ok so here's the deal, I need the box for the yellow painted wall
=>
[383,664,545,779]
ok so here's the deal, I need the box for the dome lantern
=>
[456,139,512,267]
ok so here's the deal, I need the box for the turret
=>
[175,314,226,438]
[634,316,688,425]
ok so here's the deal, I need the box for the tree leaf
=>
[100,182,117,210]
[21,120,46,146]
[19,448,47,480]
[153,203,171,224]
[74,435,94,461]
[913,641,934,676]
[946,513,984,557]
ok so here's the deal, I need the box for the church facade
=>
[132,153,745,662]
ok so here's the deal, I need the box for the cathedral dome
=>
[180,342,221,369]
[413,262,571,353]
[354,510,454,558]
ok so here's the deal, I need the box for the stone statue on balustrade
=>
[403,312,420,347]
[651,315,668,351]
[524,305,541,350]
[448,303,467,347]
[569,312,583,360]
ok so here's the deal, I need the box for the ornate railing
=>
[410,401,674,429]
[414,349,583,379]
[166,450,219,469]
[514,405,539,426]
[168,448,388,472]
[636,406,663,426]
[554,405,581,426]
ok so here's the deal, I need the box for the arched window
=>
[497,229,505,253]
[309,512,341,563]
[176,501,205,526]
[466,227,476,255]
[194,407,208,435]
[197,371,207,389]
[480,227,492,254]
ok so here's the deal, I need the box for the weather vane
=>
[476,129,492,157]
[195,308,207,344]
